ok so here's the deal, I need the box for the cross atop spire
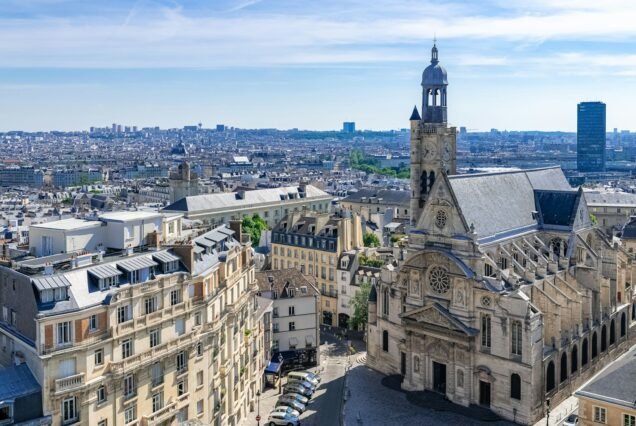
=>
[431,38,439,64]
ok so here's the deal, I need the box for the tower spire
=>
[431,36,439,64]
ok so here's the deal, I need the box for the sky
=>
[1,0,635,132]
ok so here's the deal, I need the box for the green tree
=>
[241,214,268,245]
[349,281,371,330]
[359,255,384,268]
[363,232,380,247]
[589,213,598,226]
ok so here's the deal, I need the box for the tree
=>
[241,214,268,245]
[349,281,371,330]
[363,232,380,247]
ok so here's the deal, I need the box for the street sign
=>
[256,415,261,421]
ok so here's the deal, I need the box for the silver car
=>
[267,411,300,426]
[286,378,316,392]
[271,406,301,418]
[283,383,313,397]
[281,392,309,405]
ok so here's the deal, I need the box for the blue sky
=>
[1,0,635,132]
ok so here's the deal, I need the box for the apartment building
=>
[270,211,363,326]
[336,252,380,330]
[255,269,320,367]
[0,222,266,426]
[162,184,332,228]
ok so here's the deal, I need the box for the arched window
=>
[560,352,568,383]
[621,312,627,337]
[632,303,636,321]
[609,319,616,345]
[546,361,555,392]
[382,330,389,352]
[481,315,491,348]
[510,373,521,400]
[382,288,390,317]
[571,345,578,374]
[592,332,598,359]
[582,338,589,366]
[601,325,607,352]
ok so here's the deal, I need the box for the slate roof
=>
[448,167,572,242]
[32,275,72,290]
[0,363,41,400]
[87,264,123,280]
[535,190,580,227]
[163,185,330,213]
[575,345,636,409]
[255,268,319,297]
[117,256,158,272]
[584,190,636,207]
[410,105,421,121]
[342,188,410,206]
[621,217,636,240]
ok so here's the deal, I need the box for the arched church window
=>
[429,266,450,295]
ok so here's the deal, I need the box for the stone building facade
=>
[366,44,635,425]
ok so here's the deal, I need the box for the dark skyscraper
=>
[577,101,606,172]
[342,122,356,133]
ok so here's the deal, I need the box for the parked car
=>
[286,378,316,391]
[563,414,579,426]
[271,406,301,418]
[299,370,321,383]
[288,371,320,386]
[280,392,309,405]
[275,399,306,414]
[267,411,300,426]
[283,383,313,397]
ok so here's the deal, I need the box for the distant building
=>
[342,122,356,133]
[341,189,410,222]
[577,101,606,172]
[162,184,332,228]
[169,161,199,204]
[216,124,226,132]
[584,190,636,234]
[0,166,43,187]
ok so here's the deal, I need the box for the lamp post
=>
[545,398,551,426]
[278,353,284,394]
[256,391,261,426]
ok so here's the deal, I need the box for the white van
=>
[288,371,320,387]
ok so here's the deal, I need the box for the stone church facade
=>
[366,44,635,425]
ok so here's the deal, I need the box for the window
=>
[197,371,204,387]
[97,385,106,403]
[511,320,522,356]
[61,397,78,424]
[273,323,279,333]
[89,314,98,331]
[175,318,185,336]
[123,374,135,398]
[177,379,187,396]
[510,374,521,400]
[624,414,636,426]
[170,289,182,306]
[117,305,132,323]
[481,315,491,348]
[144,296,158,315]
[289,306,295,316]
[176,351,187,373]
[40,289,54,303]
[382,330,389,352]
[124,406,136,424]
[197,342,203,357]
[149,328,160,348]
[197,400,203,415]
[121,339,133,359]
[194,312,201,326]
[57,321,72,345]
[152,392,163,413]
[382,288,389,316]
[129,269,140,284]
[151,362,163,386]
[594,406,607,424]
[55,287,68,301]
[289,322,296,331]
[484,263,495,277]
[94,349,104,366]
[98,420,107,426]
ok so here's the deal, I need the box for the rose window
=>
[435,210,447,229]
[481,296,492,307]
[429,266,450,294]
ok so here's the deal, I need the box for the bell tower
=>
[409,42,457,226]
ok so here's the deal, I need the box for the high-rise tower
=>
[410,42,457,226]
[577,101,606,172]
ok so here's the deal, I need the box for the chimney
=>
[229,220,242,238]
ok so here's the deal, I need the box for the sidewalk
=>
[532,396,578,426]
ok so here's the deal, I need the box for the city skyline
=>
[1,0,636,132]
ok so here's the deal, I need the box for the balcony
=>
[140,400,177,426]
[54,372,85,394]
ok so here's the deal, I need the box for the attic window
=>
[300,286,308,294]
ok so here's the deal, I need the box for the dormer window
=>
[40,289,54,303]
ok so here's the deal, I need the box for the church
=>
[366,43,635,424]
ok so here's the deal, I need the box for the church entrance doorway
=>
[400,352,406,376]
[432,361,446,394]
[479,381,491,407]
